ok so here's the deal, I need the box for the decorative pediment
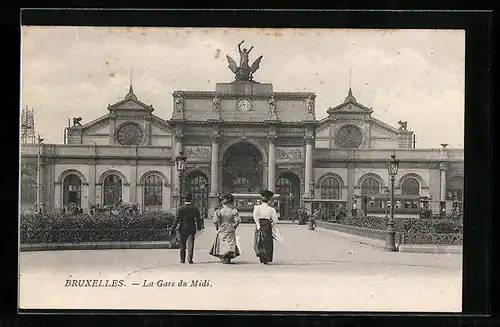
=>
[327,88,373,115]
[370,117,400,135]
[120,100,146,109]
[327,102,373,115]
[81,115,110,134]
[107,86,154,112]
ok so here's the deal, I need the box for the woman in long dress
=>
[253,190,278,264]
[209,193,241,264]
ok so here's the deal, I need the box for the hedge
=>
[20,212,176,244]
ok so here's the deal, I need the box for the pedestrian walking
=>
[171,193,204,264]
[209,193,242,264]
[253,190,278,264]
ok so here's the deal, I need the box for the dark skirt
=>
[254,219,273,263]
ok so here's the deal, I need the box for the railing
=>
[316,221,463,245]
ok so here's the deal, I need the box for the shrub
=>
[20,212,175,244]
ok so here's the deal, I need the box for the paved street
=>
[19,221,462,312]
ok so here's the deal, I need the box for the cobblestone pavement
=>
[20,222,462,312]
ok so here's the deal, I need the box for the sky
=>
[20,27,465,148]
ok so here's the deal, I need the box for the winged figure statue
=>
[226,40,264,82]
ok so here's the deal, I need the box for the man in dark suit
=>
[171,193,203,264]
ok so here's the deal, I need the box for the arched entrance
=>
[222,142,263,193]
[63,174,82,206]
[185,171,209,219]
[275,172,300,220]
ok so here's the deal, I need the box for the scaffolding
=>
[21,105,36,144]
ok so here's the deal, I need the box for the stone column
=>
[440,162,448,201]
[145,115,152,145]
[347,161,355,217]
[130,147,138,203]
[109,112,116,145]
[303,134,314,198]
[209,133,220,196]
[208,133,220,220]
[173,131,184,193]
[439,144,449,202]
[88,158,96,207]
[267,133,277,192]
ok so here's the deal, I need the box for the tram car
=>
[231,193,281,223]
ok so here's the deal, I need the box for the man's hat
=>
[259,190,274,199]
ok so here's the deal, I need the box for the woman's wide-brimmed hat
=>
[259,190,274,199]
[221,193,234,203]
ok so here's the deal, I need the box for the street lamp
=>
[385,153,399,251]
[175,151,187,204]
[384,189,390,218]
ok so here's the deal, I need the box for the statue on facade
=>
[306,95,315,116]
[226,40,263,82]
[212,93,221,115]
[174,95,183,113]
[267,94,277,120]
[397,120,408,130]
[72,117,82,127]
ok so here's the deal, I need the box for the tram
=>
[231,193,281,223]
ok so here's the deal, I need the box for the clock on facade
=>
[336,125,363,148]
[116,122,144,145]
[236,98,252,112]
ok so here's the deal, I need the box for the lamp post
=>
[175,151,187,205]
[385,189,390,218]
[385,154,399,252]
[36,133,44,214]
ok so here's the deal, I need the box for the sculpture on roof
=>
[174,94,183,113]
[226,41,263,82]
[267,94,277,119]
[397,121,408,130]
[72,117,82,127]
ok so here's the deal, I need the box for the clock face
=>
[116,122,144,145]
[336,125,363,148]
[237,99,252,112]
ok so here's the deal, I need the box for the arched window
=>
[144,175,163,211]
[103,174,122,206]
[21,173,36,205]
[402,177,420,195]
[361,177,380,196]
[447,176,464,201]
[320,177,340,199]
[63,174,82,206]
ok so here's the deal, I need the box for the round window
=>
[336,125,363,148]
[116,122,144,145]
